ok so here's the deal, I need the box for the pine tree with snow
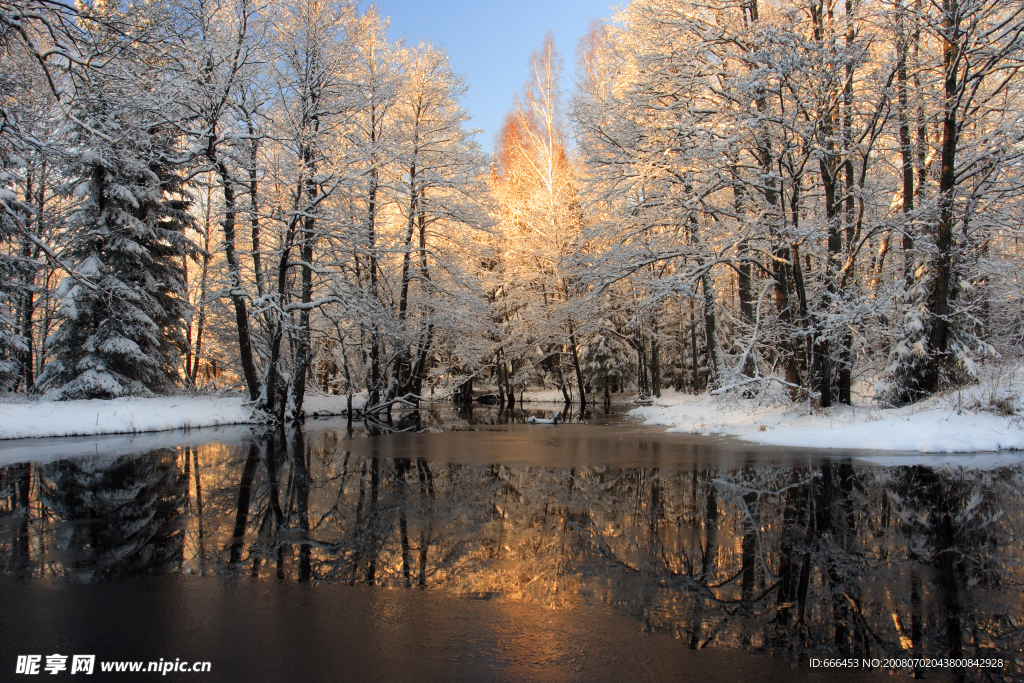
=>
[581,323,633,400]
[39,93,195,399]
[0,67,47,392]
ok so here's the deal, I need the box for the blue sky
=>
[361,0,618,152]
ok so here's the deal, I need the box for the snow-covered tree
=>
[490,34,588,404]
[572,0,1024,407]
[40,65,195,398]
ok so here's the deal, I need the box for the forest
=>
[3,0,1024,422]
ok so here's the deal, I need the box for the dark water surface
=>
[1,403,1021,681]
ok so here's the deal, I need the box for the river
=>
[0,403,1020,681]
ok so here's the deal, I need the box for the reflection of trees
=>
[884,465,1015,678]
[2,451,189,577]
[0,462,34,571]
[2,440,1023,678]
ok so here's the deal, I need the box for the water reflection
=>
[1,418,1021,680]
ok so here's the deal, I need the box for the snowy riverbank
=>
[3,385,1021,453]
[0,393,367,440]
[0,396,256,440]
[628,389,1024,453]
[494,388,635,403]
[303,392,368,416]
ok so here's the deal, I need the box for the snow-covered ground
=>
[0,396,256,440]
[3,382,1021,455]
[303,392,368,416]
[519,388,576,403]
[0,393,367,440]
[629,388,1024,453]
[499,388,633,403]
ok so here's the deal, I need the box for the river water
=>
[0,403,1021,681]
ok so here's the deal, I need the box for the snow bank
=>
[0,393,373,441]
[303,392,367,416]
[520,389,573,403]
[0,396,256,440]
[628,390,1024,453]
[518,389,634,403]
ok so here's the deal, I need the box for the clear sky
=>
[360,0,618,153]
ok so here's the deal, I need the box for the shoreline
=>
[628,389,1024,454]
[1,389,1022,454]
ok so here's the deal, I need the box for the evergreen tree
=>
[580,321,632,400]
[39,89,195,399]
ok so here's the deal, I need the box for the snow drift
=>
[629,390,1024,453]
[0,393,366,441]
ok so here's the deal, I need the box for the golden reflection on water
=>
[1,426,1023,678]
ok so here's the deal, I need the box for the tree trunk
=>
[367,160,381,408]
[289,211,314,420]
[408,196,434,397]
[733,174,756,379]
[18,286,33,391]
[650,317,662,398]
[816,152,841,408]
[701,272,726,388]
[190,266,208,386]
[212,154,260,402]
[772,250,802,399]
[925,0,961,393]
[411,324,434,396]
[190,223,210,386]
[690,299,700,393]
[497,364,506,407]
[393,159,418,401]
[247,117,265,300]
[15,169,36,391]
[896,1,916,287]
[837,5,857,407]
[568,320,587,406]
[505,360,515,409]
[636,333,648,396]
[557,354,571,404]
[265,195,301,420]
